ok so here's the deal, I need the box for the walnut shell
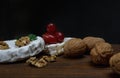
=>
[63,38,87,57]
[109,53,120,74]
[83,36,105,50]
[90,42,113,65]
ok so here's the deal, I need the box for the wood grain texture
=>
[0,44,120,78]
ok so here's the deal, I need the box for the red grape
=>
[42,33,57,44]
[47,23,57,34]
[54,32,64,42]
[42,23,65,44]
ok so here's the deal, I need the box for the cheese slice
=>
[0,36,45,63]
[45,37,72,55]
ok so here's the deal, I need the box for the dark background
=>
[0,0,119,43]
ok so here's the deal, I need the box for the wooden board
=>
[0,44,120,78]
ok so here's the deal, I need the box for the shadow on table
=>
[88,61,109,68]
[108,72,120,78]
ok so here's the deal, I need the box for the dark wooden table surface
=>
[0,44,120,78]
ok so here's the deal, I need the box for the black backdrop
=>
[0,0,119,43]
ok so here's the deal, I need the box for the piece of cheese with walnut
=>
[0,36,45,63]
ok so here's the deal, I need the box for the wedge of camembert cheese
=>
[0,36,45,63]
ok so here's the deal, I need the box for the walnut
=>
[26,57,38,65]
[109,53,120,74]
[26,57,48,68]
[34,58,48,68]
[0,41,9,50]
[83,36,105,50]
[26,55,56,68]
[90,42,113,65]
[42,55,56,62]
[15,36,30,47]
[63,38,87,58]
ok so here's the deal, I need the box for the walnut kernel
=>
[26,55,56,68]
[0,41,9,50]
[15,36,30,47]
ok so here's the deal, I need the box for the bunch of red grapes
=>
[42,23,64,44]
